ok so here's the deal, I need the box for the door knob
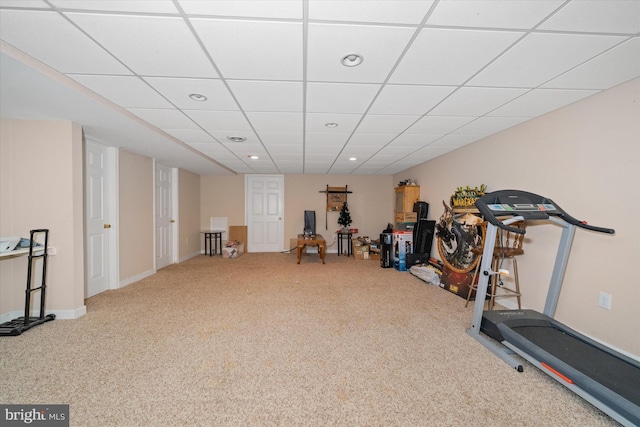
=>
[104,224,111,229]
[170,220,175,223]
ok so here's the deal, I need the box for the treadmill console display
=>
[475,189,615,235]
[488,203,557,212]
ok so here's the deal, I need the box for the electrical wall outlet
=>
[598,292,612,310]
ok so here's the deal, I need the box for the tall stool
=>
[465,221,525,310]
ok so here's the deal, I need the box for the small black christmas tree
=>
[338,202,352,231]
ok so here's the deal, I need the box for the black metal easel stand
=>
[0,229,56,336]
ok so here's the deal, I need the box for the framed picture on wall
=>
[327,190,347,212]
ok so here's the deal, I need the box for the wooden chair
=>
[465,220,525,310]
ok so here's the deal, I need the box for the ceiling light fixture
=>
[188,93,207,101]
[349,157,357,161]
[227,136,247,143]
[341,53,363,67]
[325,122,339,128]
[248,155,259,160]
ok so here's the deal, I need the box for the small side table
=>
[337,232,353,256]
[201,230,224,256]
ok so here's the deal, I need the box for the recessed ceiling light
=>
[341,53,363,67]
[188,93,207,101]
[325,122,339,128]
[227,136,247,143]
[248,155,259,160]
[349,157,357,161]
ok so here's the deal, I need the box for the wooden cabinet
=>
[395,185,420,215]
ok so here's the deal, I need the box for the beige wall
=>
[178,168,201,261]
[118,150,154,281]
[0,119,85,318]
[283,175,394,249]
[200,174,394,251]
[200,175,246,232]
[395,78,640,356]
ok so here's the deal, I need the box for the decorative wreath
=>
[435,201,484,274]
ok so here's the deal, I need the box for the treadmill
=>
[467,190,640,426]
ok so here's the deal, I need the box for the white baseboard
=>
[119,268,155,289]
[1,305,86,322]
[180,251,201,263]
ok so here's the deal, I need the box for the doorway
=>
[245,175,284,252]
[155,163,176,269]
[85,140,118,298]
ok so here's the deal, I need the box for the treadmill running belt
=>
[514,325,640,406]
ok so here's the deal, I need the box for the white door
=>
[85,141,111,298]
[155,163,174,269]
[246,175,284,252]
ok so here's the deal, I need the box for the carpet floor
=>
[0,253,618,426]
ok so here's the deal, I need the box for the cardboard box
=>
[352,239,369,260]
[222,242,244,258]
[229,226,247,252]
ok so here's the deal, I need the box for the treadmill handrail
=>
[475,190,614,235]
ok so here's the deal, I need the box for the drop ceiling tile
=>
[306,82,381,113]
[304,167,331,174]
[51,0,178,13]
[267,146,302,156]
[207,129,260,145]
[307,23,416,83]
[348,133,396,146]
[179,0,302,19]
[127,108,198,129]
[377,145,418,156]
[191,18,302,80]
[539,0,640,34]
[427,0,563,29]
[308,0,434,25]
[392,134,441,146]
[430,87,528,116]
[353,167,384,174]
[0,10,131,75]
[163,129,217,143]
[357,115,419,133]
[66,13,217,78]
[184,110,251,131]
[306,113,363,133]
[405,116,476,133]
[223,145,267,157]
[452,116,531,137]
[411,145,452,160]
[339,145,380,157]
[368,85,456,115]
[1,1,50,8]
[390,28,524,85]
[305,149,341,159]
[258,132,303,146]
[488,89,598,117]
[468,33,627,88]
[143,77,238,110]
[276,159,304,166]
[227,80,303,112]
[278,165,304,174]
[69,75,173,108]
[430,133,482,148]
[246,112,303,132]
[189,144,237,159]
[543,38,640,90]
[218,160,252,172]
[305,132,351,146]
